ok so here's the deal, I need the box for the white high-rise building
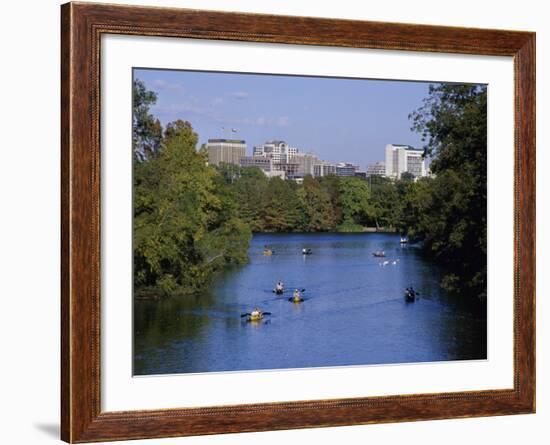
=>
[253,140,298,163]
[384,144,427,179]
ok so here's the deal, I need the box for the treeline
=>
[133,78,487,301]
[217,164,412,233]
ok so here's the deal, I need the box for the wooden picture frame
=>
[61,2,535,442]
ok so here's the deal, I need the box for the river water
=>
[134,233,486,375]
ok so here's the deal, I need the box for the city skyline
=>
[134,68,431,168]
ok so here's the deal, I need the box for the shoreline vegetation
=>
[133,79,487,302]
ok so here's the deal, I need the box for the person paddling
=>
[291,289,303,303]
[250,307,262,319]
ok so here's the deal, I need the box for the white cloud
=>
[151,79,185,93]
[277,116,290,127]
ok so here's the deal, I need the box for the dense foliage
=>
[133,113,251,297]
[133,79,163,161]
[406,84,487,300]
[217,164,382,233]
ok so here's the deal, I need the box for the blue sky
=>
[134,68,433,168]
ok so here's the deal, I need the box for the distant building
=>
[274,160,300,179]
[384,144,426,179]
[290,152,321,177]
[354,171,367,179]
[206,139,246,166]
[239,156,286,180]
[239,156,273,172]
[253,140,298,163]
[313,162,337,177]
[265,170,286,180]
[335,162,359,177]
[366,161,386,177]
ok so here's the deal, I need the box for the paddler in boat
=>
[291,289,303,303]
[274,281,284,294]
[250,307,262,320]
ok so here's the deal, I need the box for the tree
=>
[231,167,269,232]
[368,176,400,229]
[133,78,163,161]
[297,176,336,231]
[133,120,251,296]
[408,84,487,300]
[337,177,372,231]
[259,177,304,232]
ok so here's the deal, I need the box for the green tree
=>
[318,175,344,225]
[297,176,336,231]
[337,177,372,232]
[132,78,163,161]
[259,177,304,232]
[368,176,400,229]
[408,84,487,300]
[133,120,251,296]
[231,167,269,231]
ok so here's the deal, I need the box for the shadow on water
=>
[134,232,487,375]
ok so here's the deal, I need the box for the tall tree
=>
[408,84,487,300]
[133,78,163,161]
[368,176,400,230]
[259,177,303,232]
[133,120,250,296]
[337,177,372,231]
[297,176,336,231]
[231,167,269,232]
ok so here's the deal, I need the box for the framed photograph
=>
[61,2,535,442]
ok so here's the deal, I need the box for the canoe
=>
[289,297,304,303]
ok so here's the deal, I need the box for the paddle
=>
[273,288,306,293]
[241,311,271,317]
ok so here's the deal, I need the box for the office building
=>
[290,152,321,177]
[239,156,273,172]
[366,161,386,177]
[384,144,426,179]
[274,160,300,179]
[206,139,246,166]
[253,140,298,163]
[335,162,359,177]
[313,162,337,177]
